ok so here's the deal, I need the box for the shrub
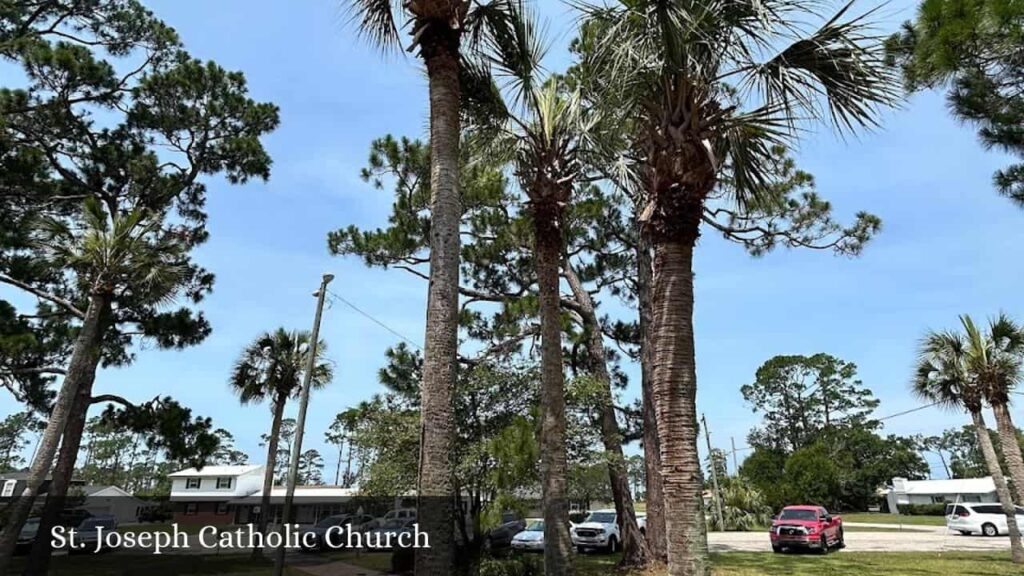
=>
[479,555,543,576]
[900,503,947,516]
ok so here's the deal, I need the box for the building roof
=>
[169,465,263,478]
[891,477,996,495]
[228,485,359,504]
[77,485,133,497]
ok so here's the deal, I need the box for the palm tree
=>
[344,3,526,572]
[467,6,646,568]
[0,199,187,571]
[577,2,898,572]
[230,328,331,559]
[914,323,1024,563]
[962,314,1024,504]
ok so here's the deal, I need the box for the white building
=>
[885,476,997,514]
[168,465,264,525]
[229,485,361,525]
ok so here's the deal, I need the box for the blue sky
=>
[3,0,1023,480]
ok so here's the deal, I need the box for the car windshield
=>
[317,516,348,528]
[586,512,616,524]
[525,521,544,532]
[779,509,818,521]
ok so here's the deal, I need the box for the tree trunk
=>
[992,402,1024,504]
[24,368,97,575]
[0,292,108,574]
[335,441,343,486]
[534,214,572,576]
[650,240,709,576]
[251,394,286,560]
[637,234,666,562]
[971,409,1024,563]
[565,263,648,567]
[416,40,460,576]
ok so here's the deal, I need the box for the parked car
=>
[511,519,546,552]
[301,513,376,551]
[381,508,417,523]
[769,505,844,554]
[946,503,1024,536]
[568,511,590,525]
[571,509,620,554]
[486,512,526,551]
[365,517,417,549]
[15,509,95,555]
[14,517,41,555]
[67,514,118,554]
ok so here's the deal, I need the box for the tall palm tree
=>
[230,328,331,559]
[468,6,647,568]
[0,199,188,571]
[344,3,526,572]
[577,2,897,572]
[914,324,1024,564]
[962,314,1024,504]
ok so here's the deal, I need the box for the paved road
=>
[710,526,1011,553]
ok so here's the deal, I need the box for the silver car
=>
[947,503,1024,536]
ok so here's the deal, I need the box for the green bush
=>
[479,555,543,576]
[900,503,947,516]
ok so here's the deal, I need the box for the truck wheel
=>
[982,523,999,537]
[837,529,845,549]
[818,535,829,554]
[772,545,783,554]
[606,536,619,554]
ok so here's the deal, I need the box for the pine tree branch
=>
[0,274,85,318]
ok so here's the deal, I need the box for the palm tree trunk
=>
[416,39,460,576]
[992,402,1024,504]
[971,409,1024,563]
[565,263,648,566]
[651,240,709,576]
[0,291,108,574]
[252,394,286,560]
[637,234,666,562]
[25,368,97,576]
[534,214,572,576]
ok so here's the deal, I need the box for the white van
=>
[946,503,1024,536]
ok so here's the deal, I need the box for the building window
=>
[185,478,201,489]
[216,502,229,515]
[185,503,198,515]
[216,477,233,489]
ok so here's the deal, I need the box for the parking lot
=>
[711,524,1013,553]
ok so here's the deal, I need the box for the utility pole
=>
[273,273,333,576]
[730,436,739,477]
[702,413,725,532]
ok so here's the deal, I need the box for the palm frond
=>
[744,1,900,134]
[345,0,403,51]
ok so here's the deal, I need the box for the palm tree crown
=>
[230,328,332,404]
[578,0,899,218]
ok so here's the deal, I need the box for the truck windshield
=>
[586,512,616,524]
[779,509,818,521]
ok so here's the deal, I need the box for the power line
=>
[325,289,424,351]
[876,401,943,422]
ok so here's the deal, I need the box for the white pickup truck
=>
[572,509,647,553]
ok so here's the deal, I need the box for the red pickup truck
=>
[769,505,844,554]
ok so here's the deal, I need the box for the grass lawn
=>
[840,513,946,526]
[9,554,304,576]
[326,550,394,573]
[710,552,1016,575]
